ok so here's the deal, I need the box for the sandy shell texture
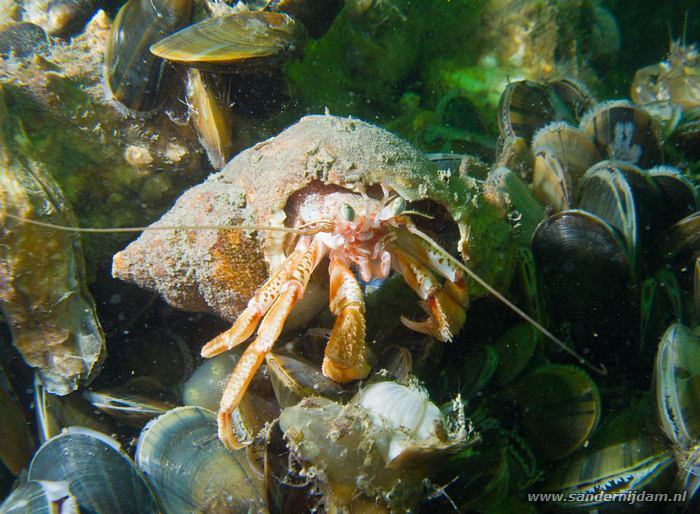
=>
[113,114,514,323]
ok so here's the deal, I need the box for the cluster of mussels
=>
[104,0,343,168]
[2,13,700,514]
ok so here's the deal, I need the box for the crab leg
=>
[322,258,371,382]
[390,243,469,341]
[217,238,326,449]
[201,247,306,358]
[390,225,461,282]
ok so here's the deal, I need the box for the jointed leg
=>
[216,239,325,449]
[201,247,306,358]
[322,258,370,382]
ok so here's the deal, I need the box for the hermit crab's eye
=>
[389,197,406,215]
[341,203,355,222]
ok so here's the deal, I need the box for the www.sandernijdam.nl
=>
[527,491,688,505]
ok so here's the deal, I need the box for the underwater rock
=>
[0,10,206,266]
[23,0,97,37]
[0,87,105,395]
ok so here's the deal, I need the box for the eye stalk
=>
[389,197,406,215]
[340,203,355,222]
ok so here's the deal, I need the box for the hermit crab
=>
[112,114,518,449]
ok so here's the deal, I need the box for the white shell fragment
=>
[356,381,464,468]
[279,379,473,511]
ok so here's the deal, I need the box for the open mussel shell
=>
[0,480,78,514]
[504,365,601,462]
[104,0,193,113]
[136,406,267,513]
[497,80,557,143]
[486,167,545,245]
[84,378,179,427]
[35,375,114,443]
[531,149,574,213]
[458,344,498,401]
[494,136,535,182]
[580,100,661,168]
[639,270,683,361]
[531,122,602,195]
[577,160,663,271]
[654,323,700,450]
[28,427,160,513]
[492,322,537,387]
[532,210,633,347]
[674,107,700,158]
[150,11,307,72]
[187,69,234,169]
[679,443,700,509]
[541,436,675,508]
[266,351,347,408]
[547,78,596,124]
[659,211,700,260]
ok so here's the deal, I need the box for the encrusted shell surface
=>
[113,114,513,322]
[0,92,105,395]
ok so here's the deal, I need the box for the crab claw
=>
[401,276,469,341]
[389,236,469,342]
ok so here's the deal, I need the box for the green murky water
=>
[1,0,699,512]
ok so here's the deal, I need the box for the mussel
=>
[136,406,267,513]
[28,428,160,513]
[503,365,601,462]
[654,323,700,451]
[532,209,633,347]
[150,11,306,72]
[104,0,193,113]
[0,480,78,514]
[183,353,279,445]
[542,437,675,508]
[580,100,661,168]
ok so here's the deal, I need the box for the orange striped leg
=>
[322,258,371,383]
[201,248,305,358]
[217,239,325,450]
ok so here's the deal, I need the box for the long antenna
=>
[2,212,322,235]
